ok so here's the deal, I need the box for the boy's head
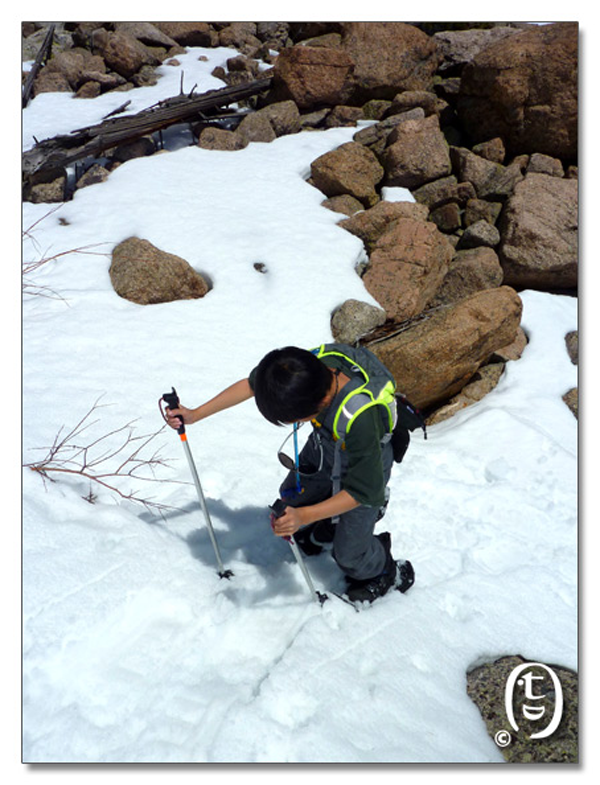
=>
[254,347,332,425]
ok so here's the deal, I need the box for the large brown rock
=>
[498,173,578,289]
[457,23,578,159]
[33,48,107,94]
[331,299,387,344]
[109,238,209,305]
[114,22,179,49]
[197,127,247,151]
[382,115,452,189]
[433,26,520,73]
[339,200,430,251]
[353,108,426,157]
[368,286,523,408]
[154,22,218,47]
[339,22,439,101]
[272,45,354,109]
[91,29,160,79]
[429,247,504,307]
[310,142,384,207]
[362,217,454,321]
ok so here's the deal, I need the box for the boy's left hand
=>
[270,506,308,538]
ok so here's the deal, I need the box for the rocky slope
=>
[22,21,579,423]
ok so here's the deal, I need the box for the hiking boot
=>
[295,519,335,556]
[345,532,414,603]
[395,559,415,594]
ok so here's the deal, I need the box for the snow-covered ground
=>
[17,31,584,774]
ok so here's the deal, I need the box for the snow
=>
[20,41,580,770]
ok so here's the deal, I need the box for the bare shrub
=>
[24,397,182,514]
[22,206,108,300]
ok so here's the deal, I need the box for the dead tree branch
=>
[22,206,108,300]
[22,75,272,182]
[24,397,184,515]
[22,24,55,108]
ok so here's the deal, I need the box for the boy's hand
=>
[271,506,309,538]
[165,405,194,429]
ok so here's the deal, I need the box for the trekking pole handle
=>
[162,386,185,435]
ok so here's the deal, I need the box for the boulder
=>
[457,22,578,158]
[464,198,502,227]
[32,70,72,95]
[219,22,262,54]
[197,128,247,151]
[33,48,107,94]
[257,101,301,136]
[367,286,523,409]
[385,89,447,118]
[256,22,291,50]
[412,175,458,210]
[353,108,426,157]
[429,247,504,307]
[467,656,578,763]
[491,327,528,363]
[498,173,578,290]
[382,114,452,189]
[429,203,461,234]
[75,164,110,189]
[91,29,160,79]
[114,22,179,50]
[563,388,578,419]
[237,111,277,143]
[310,142,384,207]
[362,217,454,320]
[154,22,218,47]
[321,194,365,216]
[457,219,501,250]
[324,105,364,128]
[472,137,506,164]
[339,22,439,101]
[426,362,505,425]
[527,153,565,178]
[331,299,387,344]
[565,330,578,365]
[450,146,504,197]
[272,45,354,109]
[109,237,210,304]
[433,26,520,73]
[338,200,430,251]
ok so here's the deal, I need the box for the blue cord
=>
[293,422,302,494]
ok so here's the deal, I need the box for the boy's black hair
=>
[253,347,332,425]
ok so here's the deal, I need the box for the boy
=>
[166,343,414,603]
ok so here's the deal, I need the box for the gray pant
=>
[279,430,394,581]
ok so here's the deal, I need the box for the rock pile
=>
[22,21,578,422]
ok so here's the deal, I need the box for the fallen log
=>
[22,75,273,182]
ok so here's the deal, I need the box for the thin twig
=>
[24,397,186,515]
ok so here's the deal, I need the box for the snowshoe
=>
[295,519,335,556]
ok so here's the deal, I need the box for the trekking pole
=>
[270,498,328,606]
[160,387,233,579]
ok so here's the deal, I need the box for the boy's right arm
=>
[165,378,254,428]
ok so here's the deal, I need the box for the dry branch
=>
[22,24,55,108]
[22,75,273,182]
[22,206,108,300]
[24,397,183,514]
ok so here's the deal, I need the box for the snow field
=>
[21,43,577,766]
